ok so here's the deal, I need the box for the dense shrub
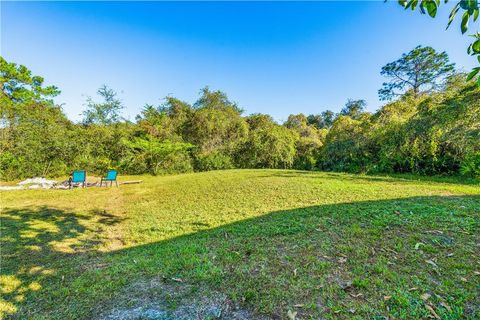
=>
[0,102,79,179]
[238,115,298,169]
[285,114,326,170]
[1,56,479,180]
[460,152,480,178]
[320,115,375,173]
[194,151,234,171]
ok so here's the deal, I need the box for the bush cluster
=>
[1,58,479,180]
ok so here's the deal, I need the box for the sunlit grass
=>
[1,170,479,319]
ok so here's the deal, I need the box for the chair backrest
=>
[72,170,86,183]
[105,169,117,180]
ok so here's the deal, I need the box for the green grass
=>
[1,169,479,319]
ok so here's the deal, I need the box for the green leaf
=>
[477,75,480,86]
[447,3,460,29]
[478,55,480,63]
[467,67,480,81]
[420,2,427,14]
[473,40,480,53]
[424,0,438,17]
[459,0,478,10]
[461,11,469,34]
[411,0,419,10]
[474,8,479,21]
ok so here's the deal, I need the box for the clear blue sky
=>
[1,1,477,123]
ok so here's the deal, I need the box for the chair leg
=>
[115,180,118,188]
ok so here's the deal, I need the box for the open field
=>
[1,170,479,319]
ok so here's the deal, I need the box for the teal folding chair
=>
[69,170,86,189]
[100,169,118,187]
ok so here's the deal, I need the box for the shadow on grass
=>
[0,206,125,318]
[1,195,479,319]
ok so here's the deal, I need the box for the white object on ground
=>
[18,177,57,187]
[0,177,58,191]
[0,186,24,190]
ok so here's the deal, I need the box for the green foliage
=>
[0,151,21,180]
[76,122,134,175]
[194,151,234,171]
[369,95,418,172]
[306,110,336,129]
[193,86,243,113]
[371,74,479,175]
[239,115,298,169]
[321,110,336,128]
[136,99,191,142]
[340,99,367,119]
[1,56,479,180]
[186,87,249,166]
[321,115,375,173]
[294,134,325,170]
[0,56,60,105]
[0,102,78,180]
[186,106,248,155]
[122,137,193,175]
[397,0,480,85]
[0,57,65,179]
[460,151,480,177]
[285,114,326,169]
[82,85,124,125]
[379,46,455,100]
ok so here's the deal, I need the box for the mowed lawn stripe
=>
[1,170,479,319]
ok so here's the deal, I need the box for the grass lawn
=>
[1,169,479,319]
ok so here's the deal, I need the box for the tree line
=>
[1,46,479,180]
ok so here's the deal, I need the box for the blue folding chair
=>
[69,170,86,189]
[100,169,118,187]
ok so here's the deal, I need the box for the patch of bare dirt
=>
[95,277,268,320]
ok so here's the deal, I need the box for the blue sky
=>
[1,1,477,123]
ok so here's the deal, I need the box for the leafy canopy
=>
[378,46,455,100]
[82,85,124,125]
[340,99,368,119]
[2,55,480,180]
[306,111,335,129]
[397,0,480,85]
[0,56,60,105]
[123,137,193,175]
